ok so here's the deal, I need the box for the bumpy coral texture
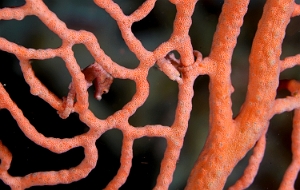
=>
[0,0,300,189]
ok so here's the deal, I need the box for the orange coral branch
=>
[0,0,300,189]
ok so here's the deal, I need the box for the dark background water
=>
[0,0,300,189]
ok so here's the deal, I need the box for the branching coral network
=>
[0,0,300,189]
